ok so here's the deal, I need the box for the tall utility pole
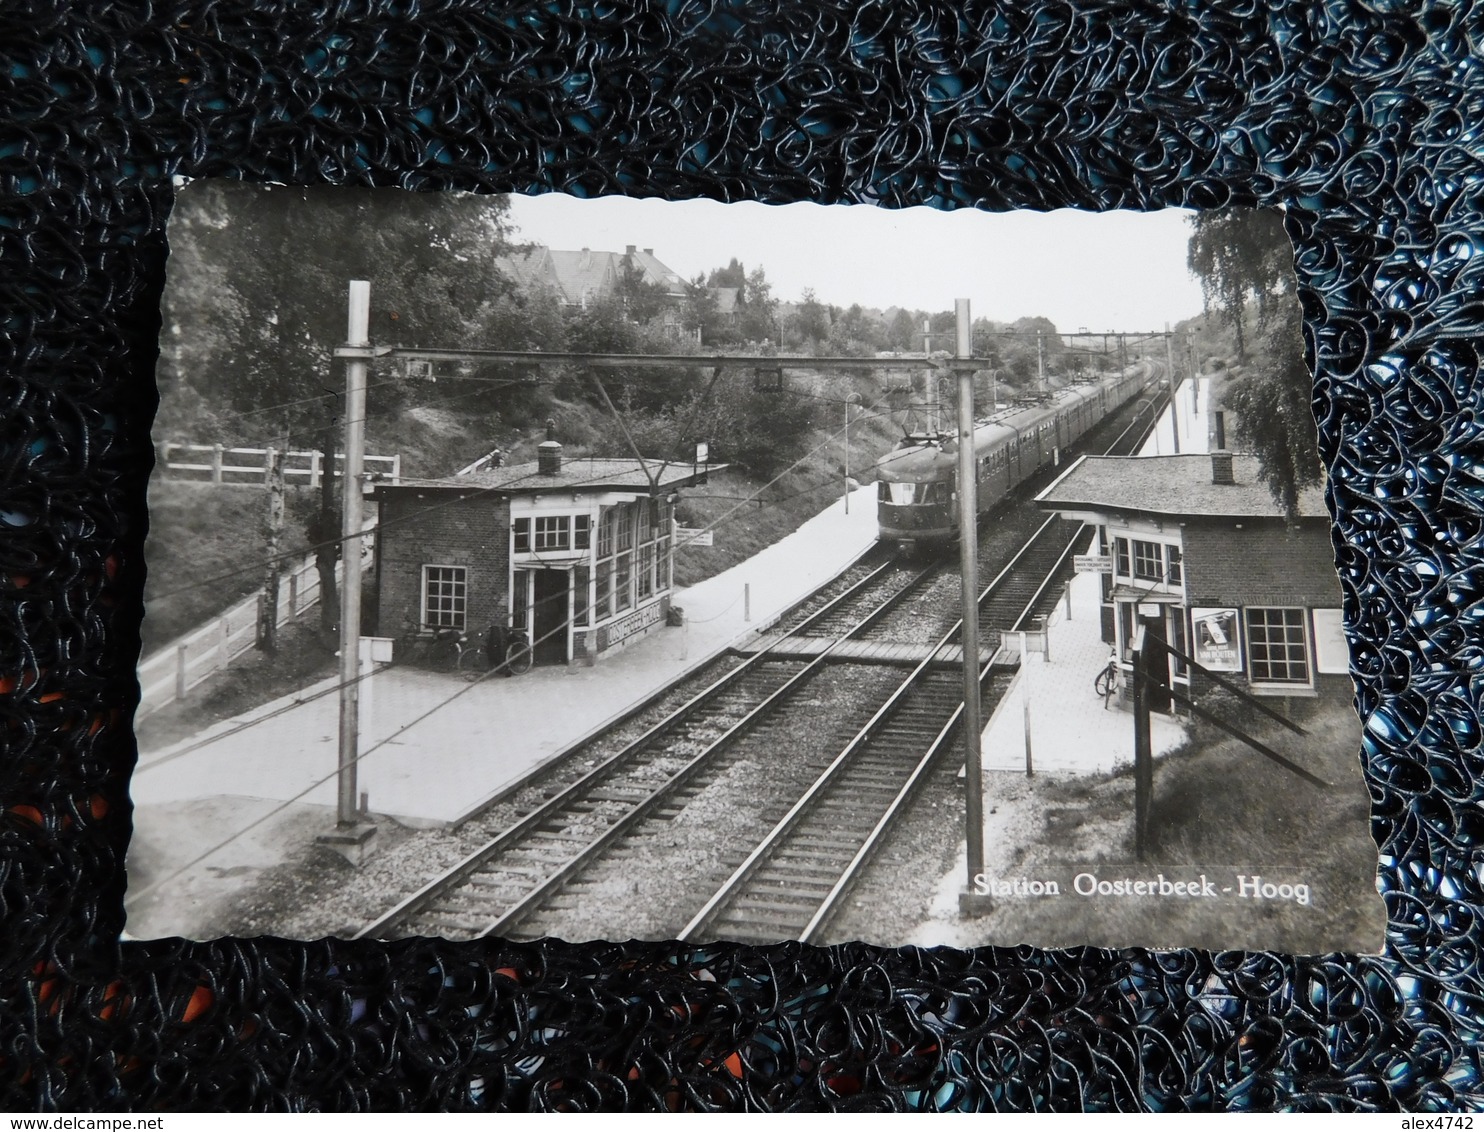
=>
[317,418,339,633]
[1036,329,1045,392]
[257,447,286,652]
[337,280,370,828]
[1165,325,1180,453]
[954,298,985,890]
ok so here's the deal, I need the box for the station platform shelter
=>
[1037,450,1351,705]
[370,428,712,666]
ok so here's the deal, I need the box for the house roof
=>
[545,249,619,306]
[494,245,688,306]
[1036,454,1330,519]
[628,248,687,295]
[377,457,714,496]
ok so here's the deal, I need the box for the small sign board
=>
[1074,554,1112,573]
[676,527,714,547]
[1191,607,1242,672]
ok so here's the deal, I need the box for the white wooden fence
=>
[135,535,374,721]
[158,442,401,487]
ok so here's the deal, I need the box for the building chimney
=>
[1211,450,1235,485]
[626,244,636,256]
[538,419,563,477]
[643,247,653,256]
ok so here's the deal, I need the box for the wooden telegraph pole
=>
[954,298,986,892]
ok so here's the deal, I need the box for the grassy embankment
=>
[978,695,1383,954]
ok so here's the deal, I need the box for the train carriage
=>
[876,365,1149,545]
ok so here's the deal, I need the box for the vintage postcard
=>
[127,183,1384,953]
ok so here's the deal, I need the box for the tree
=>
[1187,207,1293,359]
[1186,207,1316,516]
[615,259,669,324]
[159,181,522,439]
[789,288,830,348]
[738,266,778,343]
[681,274,723,345]
[707,258,747,290]
[887,309,919,352]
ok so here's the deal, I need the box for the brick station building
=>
[1037,451,1350,703]
[370,429,709,666]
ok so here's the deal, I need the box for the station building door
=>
[532,569,570,665]
[1117,599,1186,714]
[513,567,572,665]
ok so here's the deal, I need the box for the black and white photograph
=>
[126,185,1385,953]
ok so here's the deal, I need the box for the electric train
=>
[875,365,1150,545]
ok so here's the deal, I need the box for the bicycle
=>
[1094,654,1120,708]
[456,626,533,681]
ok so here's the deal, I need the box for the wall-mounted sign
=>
[1190,607,1242,672]
[1074,554,1113,573]
[676,527,714,547]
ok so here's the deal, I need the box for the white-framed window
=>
[534,515,570,551]
[598,507,615,558]
[1245,607,1311,685]
[1132,539,1164,583]
[422,565,467,631]
[513,518,530,553]
[614,552,632,612]
[638,542,655,600]
[617,505,635,552]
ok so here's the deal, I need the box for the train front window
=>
[881,481,951,506]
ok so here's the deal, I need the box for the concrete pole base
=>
[316,823,379,867]
[958,889,995,918]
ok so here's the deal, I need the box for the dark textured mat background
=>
[2,0,1481,1111]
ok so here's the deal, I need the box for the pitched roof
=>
[1036,454,1330,519]
[379,457,712,495]
[545,249,619,306]
[627,248,687,295]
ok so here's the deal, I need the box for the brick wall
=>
[1183,519,1342,609]
[375,490,511,643]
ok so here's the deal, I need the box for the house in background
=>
[371,425,711,667]
[1037,451,1350,707]
[496,243,693,338]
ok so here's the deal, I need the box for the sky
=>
[504,193,1207,331]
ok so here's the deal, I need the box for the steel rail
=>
[355,555,936,939]
[477,558,945,940]
[675,517,1069,942]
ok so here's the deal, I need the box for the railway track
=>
[672,379,1173,945]
[355,554,937,940]
[357,375,1171,943]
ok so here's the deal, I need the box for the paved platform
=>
[126,485,883,936]
[736,638,998,666]
[979,533,1188,775]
